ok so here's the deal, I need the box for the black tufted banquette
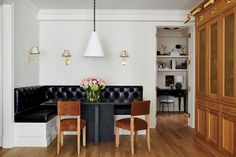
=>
[14,85,143,123]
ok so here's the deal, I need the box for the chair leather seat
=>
[160,99,174,103]
[60,119,86,131]
[116,117,147,131]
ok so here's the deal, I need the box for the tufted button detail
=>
[109,88,114,92]
[104,92,110,98]
[71,87,76,91]
[124,92,129,98]
[76,92,83,98]
[134,92,139,98]
[114,91,120,98]
[129,88,134,92]
[120,88,124,92]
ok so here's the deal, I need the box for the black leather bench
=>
[14,85,143,123]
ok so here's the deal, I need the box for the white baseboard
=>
[14,116,57,147]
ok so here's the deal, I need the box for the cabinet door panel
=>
[199,29,206,93]
[196,101,207,140]
[221,113,236,156]
[206,107,219,148]
[222,9,235,102]
[197,25,207,97]
[209,19,219,98]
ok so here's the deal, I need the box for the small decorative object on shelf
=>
[171,60,176,69]
[160,44,167,55]
[170,48,180,56]
[181,45,186,55]
[80,77,106,102]
[157,61,164,69]
[175,75,184,90]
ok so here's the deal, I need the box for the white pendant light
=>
[84,0,104,57]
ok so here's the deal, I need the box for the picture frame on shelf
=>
[165,75,174,87]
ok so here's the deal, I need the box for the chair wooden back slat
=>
[131,100,150,116]
[57,101,81,116]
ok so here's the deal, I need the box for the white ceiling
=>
[28,0,202,10]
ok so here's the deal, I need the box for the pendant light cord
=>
[93,0,96,32]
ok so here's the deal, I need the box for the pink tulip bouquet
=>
[80,77,105,102]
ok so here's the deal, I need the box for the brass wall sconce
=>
[62,49,71,65]
[120,50,129,65]
[28,46,40,63]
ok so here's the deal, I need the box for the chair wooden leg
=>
[147,128,151,152]
[83,127,86,147]
[57,131,60,154]
[173,103,175,114]
[167,103,170,115]
[134,131,137,144]
[115,127,119,147]
[77,131,80,155]
[61,131,64,146]
[130,131,134,154]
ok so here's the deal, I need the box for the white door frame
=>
[154,22,195,128]
[0,3,3,147]
[2,2,14,148]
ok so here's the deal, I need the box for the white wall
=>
[39,10,194,128]
[14,0,39,88]
[0,5,3,147]
[40,21,157,127]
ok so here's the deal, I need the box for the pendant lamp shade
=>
[84,32,104,57]
[84,0,104,57]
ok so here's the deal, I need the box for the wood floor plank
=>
[0,114,211,157]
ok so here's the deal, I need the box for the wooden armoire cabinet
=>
[190,0,236,156]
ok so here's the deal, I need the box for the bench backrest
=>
[14,85,143,114]
[14,86,46,113]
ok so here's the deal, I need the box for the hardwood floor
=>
[0,114,211,157]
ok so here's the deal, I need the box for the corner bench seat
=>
[14,85,143,147]
[15,105,57,122]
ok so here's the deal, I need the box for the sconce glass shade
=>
[62,49,71,57]
[30,46,40,55]
[28,46,40,63]
[120,49,129,58]
[84,32,104,58]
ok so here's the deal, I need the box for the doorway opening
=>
[155,26,193,127]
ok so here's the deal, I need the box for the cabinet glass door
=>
[209,21,218,96]
[223,11,235,99]
[198,26,207,95]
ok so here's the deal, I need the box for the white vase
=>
[171,60,176,69]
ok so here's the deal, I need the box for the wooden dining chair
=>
[115,100,151,154]
[57,101,86,155]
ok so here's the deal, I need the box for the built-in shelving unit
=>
[156,27,189,89]
[156,27,190,113]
